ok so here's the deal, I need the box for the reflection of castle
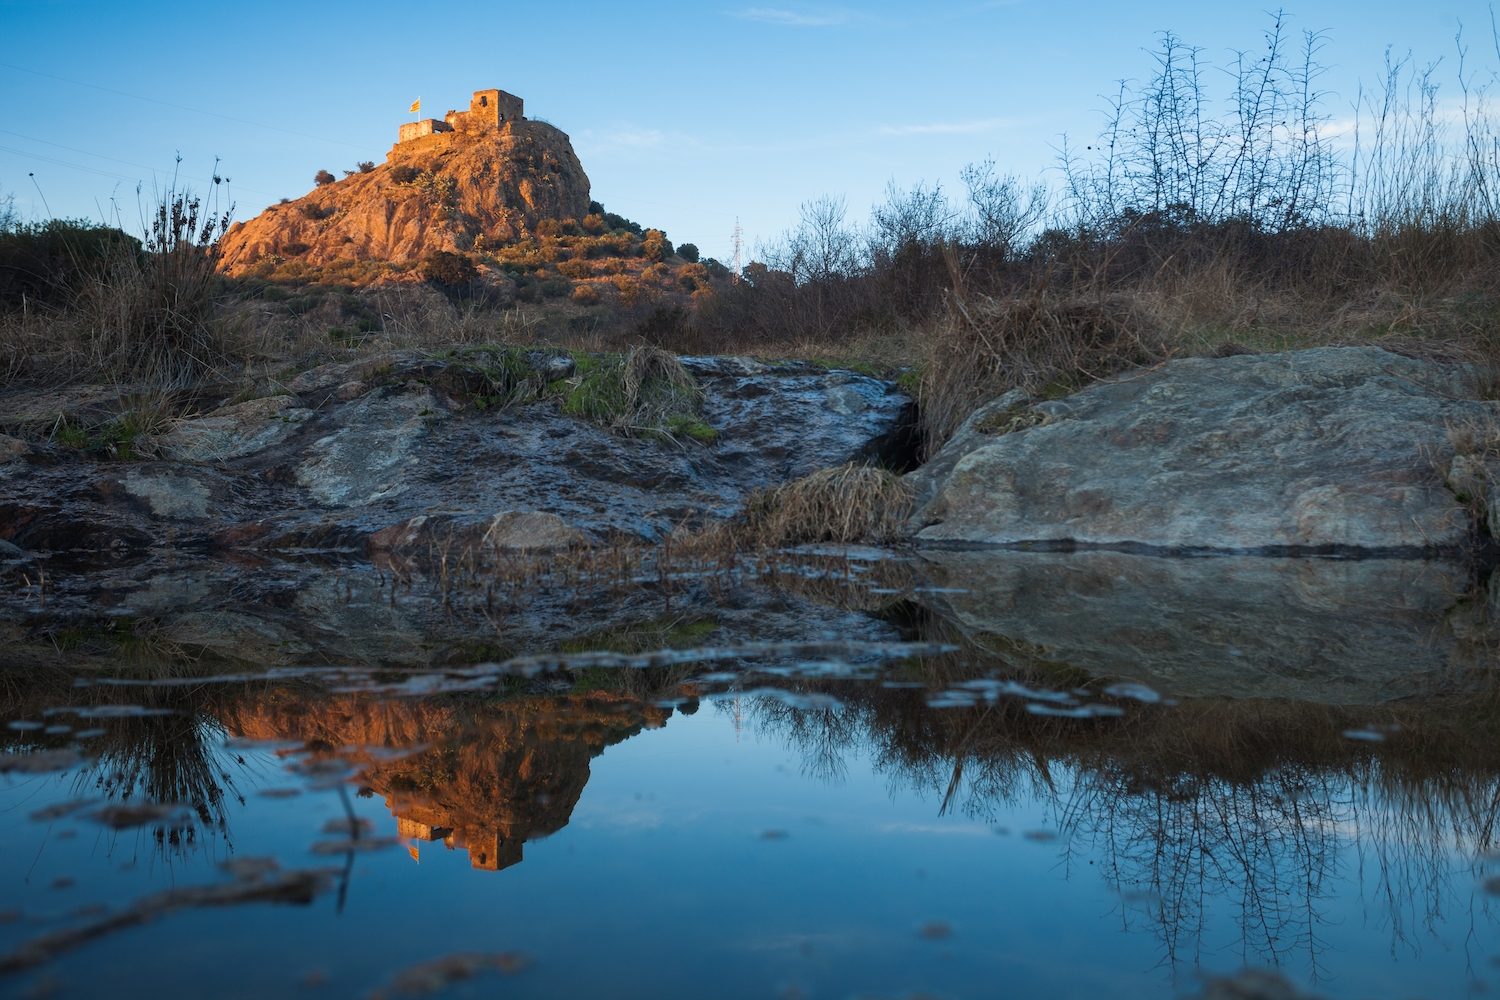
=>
[398,88,525,145]
[220,691,669,872]
[397,817,523,872]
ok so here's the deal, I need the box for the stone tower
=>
[445,89,524,131]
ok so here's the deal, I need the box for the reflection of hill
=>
[219,692,671,870]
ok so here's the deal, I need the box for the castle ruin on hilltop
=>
[397,88,524,145]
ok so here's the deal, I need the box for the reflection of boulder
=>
[219,691,669,870]
[918,550,1466,703]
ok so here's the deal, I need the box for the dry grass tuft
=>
[738,462,914,547]
[917,287,1161,455]
[1449,416,1500,461]
[618,345,701,429]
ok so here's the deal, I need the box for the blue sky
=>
[1,0,1494,262]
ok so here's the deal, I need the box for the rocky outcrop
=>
[217,121,590,275]
[0,355,912,555]
[907,347,1492,552]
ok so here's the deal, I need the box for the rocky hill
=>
[218,119,591,276]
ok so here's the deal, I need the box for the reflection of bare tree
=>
[1061,765,1344,979]
[743,681,1500,982]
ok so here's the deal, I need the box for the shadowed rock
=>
[155,396,312,462]
[0,356,910,553]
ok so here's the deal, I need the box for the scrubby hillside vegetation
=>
[6,15,1500,461]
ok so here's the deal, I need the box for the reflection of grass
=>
[29,617,201,669]
[1,664,243,863]
[560,616,719,655]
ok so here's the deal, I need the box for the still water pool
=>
[2,547,1498,998]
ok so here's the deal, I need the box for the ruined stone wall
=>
[397,118,453,144]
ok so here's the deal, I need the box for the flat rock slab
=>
[917,549,1467,704]
[907,347,1492,552]
[155,395,312,462]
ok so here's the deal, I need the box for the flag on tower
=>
[409,98,421,114]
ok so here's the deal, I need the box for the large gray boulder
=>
[907,347,1492,552]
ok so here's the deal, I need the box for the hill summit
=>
[218,88,591,276]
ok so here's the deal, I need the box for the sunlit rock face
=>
[217,120,591,275]
[219,692,670,870]
[917,550,1468,703]
[908,347,1487,552]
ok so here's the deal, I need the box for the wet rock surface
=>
[0,354,912,556]
[907,346,1491,552]
[1,534,1478,709]
[0,547,906,672]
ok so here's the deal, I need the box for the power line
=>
[0,144,149,184]
[0,61,380,153]
[0,129,277,198]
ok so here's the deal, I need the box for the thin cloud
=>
[878,118,1016,136]
[878,822,994,836]
[579,126,667,150]
[735,7,848,26]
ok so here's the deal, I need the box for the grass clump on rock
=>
[737,462,914,547]
[560,346,707,441]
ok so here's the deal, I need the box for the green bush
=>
[541,278,572,297]
[0,220,140,310]
[603,211,643,235]
[677,243,699,263]
[641,230,672,262]
[420,250,478,287]
[314,169,336,186]
[390,165,418,184]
